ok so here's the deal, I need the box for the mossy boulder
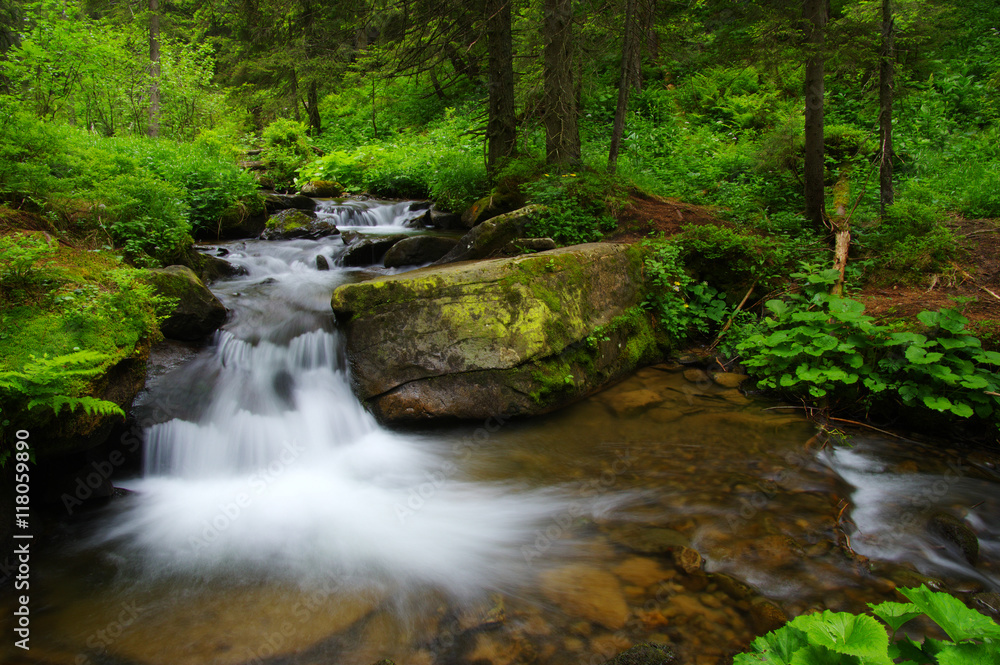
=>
[330,243,664,422]
[260,208,339,240]
[460,191,524,228]
[434,205,543,265]
[602,644,677,665]
[300,180,343,198]
[144,265,227,340]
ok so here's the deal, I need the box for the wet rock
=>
[299,180,342,197]
[316,254,330,271]
[501,237,558,256]
[674,547,704,574]
[928,513,979,565]
[263,191,317,213]
[143,265,227,340]
[682,368,710,384]
[457,594,506,632]
[460,191,524,228]
[260,209,339,240]
[717,535,804,569]
[434,205,544,265]
[427,206,464,230]
[613,557,671,587]
[711,372,748,389]
[648,408,683,424]
[341,235,409,267]
[605,525,690,554]
[605,389,663,416]
[383,236,459,268]
[601,643,677,665]
[332,243,661,422]
[749,597,788,634]
[539,564,629,630]
[709,572,757,601]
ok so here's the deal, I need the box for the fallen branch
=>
[707,279,759,351]
[950,262,1000,302]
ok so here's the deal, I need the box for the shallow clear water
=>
[5,202,999,665]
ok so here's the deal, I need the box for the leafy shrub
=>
[95,173,191,265]
[641,240,730,342]
[0,233,61,297]
[522,171,618,245]
[858,200,958,281]
[735,585,1000,664]
[736,266,1000,428]
[261,119,313,191]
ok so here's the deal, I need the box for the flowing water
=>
[5,200,1000,665]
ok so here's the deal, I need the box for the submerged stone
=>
[539,564,629,630]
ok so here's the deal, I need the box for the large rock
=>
[341,234,409,267]
[330,243,663,422]
[434,205,544,265]
[383,236,460,268]
[144,265,228,340]
[263,192,317,213]
[299,180,343,198]
[260,208,339,240]
[460,191,524,228]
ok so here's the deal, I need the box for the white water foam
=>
[99,220,577,594]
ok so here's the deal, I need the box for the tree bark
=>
[148,0,161,138]
[608,0,649,173]
[543,0,580,166]
[486,0,516,179]
[879,0,895,215]
[802,0,827,228]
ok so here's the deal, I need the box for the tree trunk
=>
[802,0,827,228]
[543,0,580,166]
[306,79,321,135]
[879,0,895,215]
[147,0,161,138]
[608,0,648,173]
[486,0,516,179]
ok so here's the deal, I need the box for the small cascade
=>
[315,199,426,228]
[822,442,1000,591]
[98,200,575,591]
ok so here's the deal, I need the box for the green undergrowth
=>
[0,105,261,265]
[735,584,1000,664]
[735,267,1000,434]
[0,229,168,439]
[641,224,798,345]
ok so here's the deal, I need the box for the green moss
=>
[1,235,164,424]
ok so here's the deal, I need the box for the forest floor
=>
[609,192,1000,347]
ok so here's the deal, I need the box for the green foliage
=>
[0,233,60,296]
[0,350,125,419]
[736,266,1000,428]
[522,171,618,245]
[641,239,730,343]
[735,585,1000,664]
[301,104,488,211]
[261,119,313,191]
[857,200,958,281]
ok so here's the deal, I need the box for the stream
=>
[4,199,1000,665]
